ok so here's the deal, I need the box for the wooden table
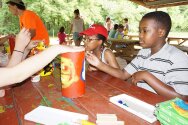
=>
[0,69,167,125]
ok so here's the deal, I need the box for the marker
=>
[76,120,96,125]
[118,100,128,107]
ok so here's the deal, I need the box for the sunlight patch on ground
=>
[50,37,59,45]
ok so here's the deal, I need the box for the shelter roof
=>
[130,0,188,9]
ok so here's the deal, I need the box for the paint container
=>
[61,51,85,98]
[31,42,53,77]
[8,37,15,55]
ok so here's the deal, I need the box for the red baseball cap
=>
[80,24,108,39]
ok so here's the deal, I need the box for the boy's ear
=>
[158,28,165,37]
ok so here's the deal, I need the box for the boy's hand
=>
[86,52,101,68]
[131,71,148,85]
[14,28,31,52]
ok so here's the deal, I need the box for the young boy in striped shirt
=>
[86,11,188,101]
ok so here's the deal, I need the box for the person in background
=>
[69,9,84,46]
[86,11,188,101]
[105,17,113,34]
[114,24,124,39]
[81,24,119,71]
[123,18,129,36]
[0,28,84,97]
[6,0,50,46]
[108,24,118,38]
[58,26,67,45]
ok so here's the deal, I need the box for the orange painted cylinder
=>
[61,51,85,98]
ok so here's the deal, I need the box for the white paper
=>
[109,94,157,123]
[24,106,88,125]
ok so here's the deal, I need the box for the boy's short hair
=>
[142,11,171,37]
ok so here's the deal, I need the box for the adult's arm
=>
[0,45,84,87]
[7,28,31,67]
[21,40,39,60]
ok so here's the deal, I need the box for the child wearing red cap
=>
[80,24,120,71]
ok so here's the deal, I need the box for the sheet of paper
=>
[24,106,88,125]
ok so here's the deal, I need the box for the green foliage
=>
[0,0,188,35]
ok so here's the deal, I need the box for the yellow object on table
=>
[80,120,95,125]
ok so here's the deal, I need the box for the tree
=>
[0,0,187,35]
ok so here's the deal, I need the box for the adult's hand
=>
[26,40,40,50]
[14,28,31,52]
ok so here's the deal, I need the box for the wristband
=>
[13,50,24,54]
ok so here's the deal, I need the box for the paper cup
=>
[61,51,85,98]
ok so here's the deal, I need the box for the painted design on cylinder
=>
[61,57,78,88]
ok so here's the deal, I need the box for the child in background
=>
[80,24,120,71]
[58,26,67,45]
[105,17,113,34]
[114,24,124,39]
[123,18,129,36]
[108,24,118,38]
[86,11,188,101]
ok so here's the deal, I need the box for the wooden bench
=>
[167,36,188,45]
[106,38,140,62]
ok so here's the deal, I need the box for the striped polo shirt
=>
[125,42,188,95]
